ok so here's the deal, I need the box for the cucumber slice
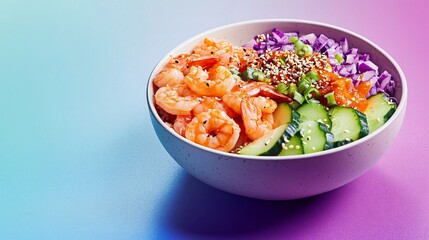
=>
[299,120,334,154]
[238,111,300,156]
[273,102,300,128]
[329,106,369,144]
[297,102,331,128]
[364,93,397,133]
[238,124,287,156]
[278,135,304,156]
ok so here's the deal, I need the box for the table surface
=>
[1,0,428,239]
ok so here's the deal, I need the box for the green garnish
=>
[277,58,286,66]
[335,53,344,64]
[276,82,288,95]
[289,36,313,57]
[288,83,297,98]
[305,70,320,81]
[293,91,305,104]
[252,70,270,82]
[324,91,337,106]
[297,77,312,93]
[304,87,320,102]
[230,69,240,75]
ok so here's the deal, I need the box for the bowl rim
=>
[146,18,408,161]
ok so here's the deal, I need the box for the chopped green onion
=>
[304,87,320,102]
[276,82,288,95]
[289,100,301,109]
[252,70,270,82]
[289,37,313,57]
[240,68,254,81]
[324,91,337,106]
[230,69,240,75]
[289,36,299,43]
[296,44,313,57]
[293,91,305,104]
[297,77,312,93]
[277,58,286,66]
[335,53,344,64]
[305,70,320,81]
[288,83,297,98]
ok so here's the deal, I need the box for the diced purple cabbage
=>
[358,60,379,72]
[246,28,396,98]
[300,33,317,45]
[312,34,329,51]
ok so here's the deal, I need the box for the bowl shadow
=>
[156,171,350,238]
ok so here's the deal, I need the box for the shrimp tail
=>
[188,57,219,70]
[260,85,293,103]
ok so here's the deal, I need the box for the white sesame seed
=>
[344,129,350,133]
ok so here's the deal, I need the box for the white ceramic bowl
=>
[147,19,407,200]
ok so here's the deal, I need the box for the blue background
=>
[1,0,428,239]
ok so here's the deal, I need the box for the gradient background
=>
[1,0,428,239]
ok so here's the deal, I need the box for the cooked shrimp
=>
[241,96,277,141]
[153,67,185,88]
[173,115,193,137]
[154,53,221,88]
[222,91,249,115]
[222,81,267,115]
[184,66,237,97]
[193,38,233,57]
[228,47,258,72]
[185,109,240,152]
[154,84,201,115]
[191,97,237,118]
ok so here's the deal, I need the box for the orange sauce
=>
[319,70,371,112]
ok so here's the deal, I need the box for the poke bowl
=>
[147,19,407,200]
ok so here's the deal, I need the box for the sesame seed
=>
[344,129,350,133]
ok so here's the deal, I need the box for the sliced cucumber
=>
[297,102,331,128]
[299,120,334,154]
[238,124,287,156]
[364,93,397,133]
[272,102,301,143]
[329,106,369,144]
[273,103,293,128]
[238,111,300,156]
[278,135,304,156]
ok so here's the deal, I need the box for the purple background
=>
[1,0,428,239]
